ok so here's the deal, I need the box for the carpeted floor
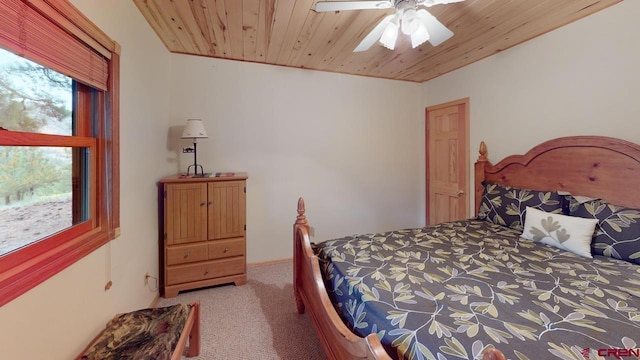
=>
[157,261,327,360]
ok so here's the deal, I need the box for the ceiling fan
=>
[314,0,463,51]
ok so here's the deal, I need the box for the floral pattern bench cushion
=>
[79,304,189,360]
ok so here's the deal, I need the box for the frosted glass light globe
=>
[401,8,420,35]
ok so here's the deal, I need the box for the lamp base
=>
[185,163,205,176]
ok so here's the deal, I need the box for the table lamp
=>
[181,118,208,176]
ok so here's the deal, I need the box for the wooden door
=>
[208,180,246,240]
[165,182,208,245]
[426,98,469,225]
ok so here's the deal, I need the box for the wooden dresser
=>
[158,173,247,298]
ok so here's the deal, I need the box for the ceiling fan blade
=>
[353,14,395,52]
[417,9,454,47]
[436,0,465,4]
[418,0,464,7]
[315,1,393,12]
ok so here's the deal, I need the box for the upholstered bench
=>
[77,302,200,360]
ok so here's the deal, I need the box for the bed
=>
[293,136,640,360]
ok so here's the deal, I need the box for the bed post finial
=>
[482,348,506,360]
[296,197,307,226]
[293,197,308,315]
[474,141,489,217]
[478,141,488,162]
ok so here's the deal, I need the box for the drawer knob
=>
[200,202,206,207]
[184,252,190,259]
[204,269,209,275]
[223,248,229,253]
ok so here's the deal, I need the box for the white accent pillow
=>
[521,207,598,258]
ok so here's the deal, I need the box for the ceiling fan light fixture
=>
[319,0,459,53]
[411,23,430,48]
[379,17,399,50]
[401,8,421,35]
[416,8,454,47]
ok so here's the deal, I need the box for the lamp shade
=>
[410,23,430,48]
[181,119,208,139]
[379,17,399,50]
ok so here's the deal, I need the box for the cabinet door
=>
[208,180,246,240]
[165,183,208,245]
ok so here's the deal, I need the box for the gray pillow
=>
[477,182,566,231]
[570,198,640,264]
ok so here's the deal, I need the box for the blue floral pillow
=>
[477,182,566,231]
[570,198,640,264]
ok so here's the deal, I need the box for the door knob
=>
[457,190,465,196]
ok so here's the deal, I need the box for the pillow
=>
[477,182,567,231]
[521,207,598,258]
[558,191,593,214]
[570,198,640,264]
[562,193,599,214]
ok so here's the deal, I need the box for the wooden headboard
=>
[474,136,640,214]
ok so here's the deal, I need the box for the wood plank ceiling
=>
[133,0,621,83]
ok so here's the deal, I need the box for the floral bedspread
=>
[79,304,190,360]
[315,220,640,360]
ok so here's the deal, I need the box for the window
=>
[0,0,119,307]
[0,49,83,255]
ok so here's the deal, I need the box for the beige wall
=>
[0,1,172,359]
[422,1,639,214]
[168,55,425,262]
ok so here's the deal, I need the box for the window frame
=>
[0,0,119,307]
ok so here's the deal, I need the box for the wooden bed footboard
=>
[293,198,391,360]
[293,198,505,360]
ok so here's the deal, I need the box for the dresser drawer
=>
[166,243,208,265]
[208,238,244,260]
[166,257,245,286]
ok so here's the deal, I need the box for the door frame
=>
[425,97,470,224]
